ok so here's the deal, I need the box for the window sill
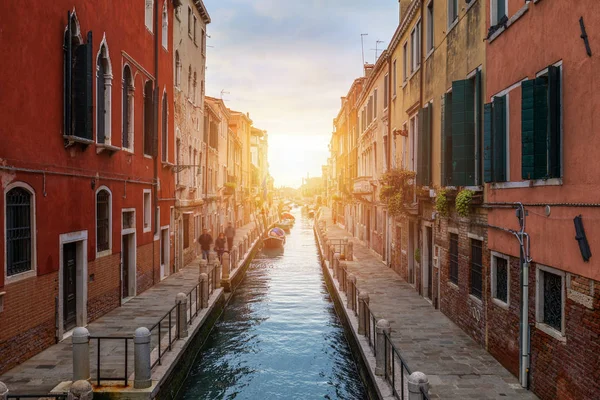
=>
[143,154,153,159]
[488,3,530,44]
[425,49,434,62]
[401,81,408,89]
[64,135,94,147]
[469,294,483,305]
[490,178,562,189]
[465,0,478,13]
[122,147,134,154]
[5,269,36,285]
[535,322,566,343]
[447,281,459,290]
[464,185,483,192]
[96,143,121,155]
[447,18,459,34]
[96,249,112,259]
[492,298,510,310]
[408,66,420,81]
[143,226,151,233]
[392,94,397,101]
[162,161,174,170]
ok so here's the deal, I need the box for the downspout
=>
[152,0,159,285]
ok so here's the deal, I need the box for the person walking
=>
[225,222,236,251]
[215,232,227,262]
[198,228,213,260]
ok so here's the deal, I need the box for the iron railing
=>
[88,336,132,386]
[329,238,347,257]
[362,300,377,354]
[383,332,412,400]
[186,282,203,324]
[7,395,68,400]
[149,302,179,368]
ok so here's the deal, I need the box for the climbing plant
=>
[414,247,421,264]
[435,189,449,217]
[379,168,416,217]
[455,189,474,217]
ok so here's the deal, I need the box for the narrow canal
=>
[177,207,367,399]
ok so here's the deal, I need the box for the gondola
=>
[263,227,286,248]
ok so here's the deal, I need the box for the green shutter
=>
[73,31,93,140]
[548,66,561,178]
[417,108,425,185]
[418,105,432,186]
[492,95,506,182]
[441,92,453,186]
[452,79,475,186]
[475,70,482,185]
[497,0,506,20]
[521,80,535,179]
[483,103,493,183]
[521,78,548,180]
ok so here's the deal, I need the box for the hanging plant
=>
[378,168,416,216]
[455,189,474,217]
[414,247,421,264]
[435,189,449,217]
[388,191,405,216]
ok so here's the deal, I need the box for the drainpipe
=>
[152,0,159,285]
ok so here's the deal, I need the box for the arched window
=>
[193,71,197,104]
[96,188,111,254]
[143,80,154,156]
[188,65,192,98]
[5,184,35,277]
[145,0,154,32]
[122,65,134,150]
[96,38,113,145]
[162,1,168,49]
[162,92,168,162]
[175,51,181,87]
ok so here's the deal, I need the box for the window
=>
[189,146,193,186]
[374,89,378,119]
[416,104,432,186]
[411,20,421,72]
[448,0,458,26]
[5,185,34,277]
[183,214,190,248]
[483,94,507,183]
[392,60,397,96]
[161,92,168,162]
[403,42,408,81]
[63,12,93,141]
[188,65,192,98]
[187,7,192,37]
[201,29,206,55]
[409,114,418,171]
[491,0,507,25]
[96,41,112,145]
[193,71,197,104]
[162,1,168,50]
[143,190,151,232]
[384,74,389,109]
[143,81,154,156]
[145,0,154,32]
[122,65,134,150]
[536,265,565,336]
[521,65,562,180]
[410,29,416,73]
[96,189,110,253]
[449,233,458,284]
[470,239,483,299]
[193,15,197,44]
[170,207,174,232]
[176,138,181,184]
[154,206,160,236]
[193,149,198,187]
[123,210,135,230]
[175,51,181,87]
[427,1,434,52]
[491,252,509,305]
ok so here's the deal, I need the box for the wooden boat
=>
[263,227,286,248]
[280,213,295,223]
[275,219,293,232]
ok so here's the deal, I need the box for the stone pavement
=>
[0,220,257,393]
[319,209,538,399]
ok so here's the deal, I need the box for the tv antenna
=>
[360,33,368,66]
[220,89,230,100]
[371,40,385,61]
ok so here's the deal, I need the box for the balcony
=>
[353,176,376,194]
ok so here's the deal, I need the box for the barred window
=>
[542,270,562,331]
[470,239,483,298]
[492,254,508,304]
[6,187,33,276]
[449,233,458,284]
[96,190,110,252]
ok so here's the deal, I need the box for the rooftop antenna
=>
[361,33,368,66]
[220,89,230,100]
[371,40,385,61]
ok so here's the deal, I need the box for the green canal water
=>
[176,208,367,399]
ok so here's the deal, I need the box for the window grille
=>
[6,188,32,276]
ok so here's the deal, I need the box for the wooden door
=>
[63,243,77,331]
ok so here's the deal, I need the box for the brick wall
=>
[136,241,159,294]
[87,253,121,322]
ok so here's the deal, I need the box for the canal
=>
[177,207,367,399]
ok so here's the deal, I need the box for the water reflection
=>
[177,208,366,400]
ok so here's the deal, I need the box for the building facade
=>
[0,0,175,374]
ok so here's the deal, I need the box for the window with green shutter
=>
[441,92,453,186]
[451,79,476,186]
[483,96,507,183]
[417,105,432,186]
[521,65,561,180]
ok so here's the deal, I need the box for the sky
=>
[202,0,400,188]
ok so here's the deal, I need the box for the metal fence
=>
[383,332,412,400]
[329,238,347,258]
[88,335,132,386]
[150,303,179,368]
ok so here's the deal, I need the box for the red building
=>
[485,1,600,398]
[0,0,176,374]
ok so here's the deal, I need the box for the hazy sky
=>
[203,0,399,188]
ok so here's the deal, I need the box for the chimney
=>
[364,63,375,78]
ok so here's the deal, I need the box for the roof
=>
[192,0,211,24]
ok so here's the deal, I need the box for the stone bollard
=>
[408,371,430,400]
[329,246,335,268]
[333,253,340,279]
[347,241,354,261]
[0,381,8,400]
[347,274,356,309]
[68,380,93,400]
[238,243,243,261]
[325,240,331,256]
[375,319,391,376]
[176,293,188,338]
[339,262,347,292]
[72,327,90,381]
[213,259,221,289]
[133,327,152,389]
[222,251,231,280]
[199,273,209,308]
[358,291,370,335]
[208,250,216,264]
[199,259,208,275]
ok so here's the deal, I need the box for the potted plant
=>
[455,189,474,217]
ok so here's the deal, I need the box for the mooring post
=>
[333,253,340,278]
[0,381,8,400]
[222,251,231,280]
[214,259,222,289]
[208,250,217,264]
[68,380,93,400]
[375,319,391,376]
[176,293,188,338]
[200,273,209,308]
[339,262,347,292]
[329,245,335,268]
[408,372,430,400]
[347,274,356,309]
[358,291,370,335]
[347,241,354,261]
[72,327,90,382]
[133,327,152,389]
[199,258,208,275]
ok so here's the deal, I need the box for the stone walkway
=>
[0,220,257,393]
[319,209,537,399]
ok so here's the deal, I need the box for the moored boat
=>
[275,219,293,232]
[280,212,295,223]
[263,227,286,248]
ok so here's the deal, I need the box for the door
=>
[63,242,77,331]
[408,221,414,284]
[427,226,433,300]
[122,235,130,299]
[160,229,169,279]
